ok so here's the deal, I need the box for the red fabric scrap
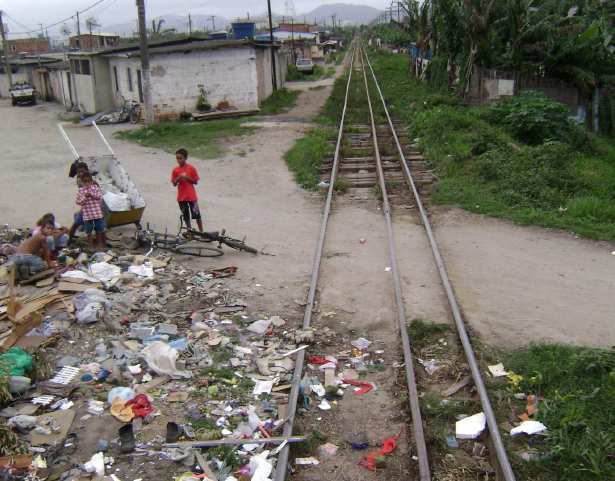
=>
[342,379,374,395]
[126,394,153,418]
[359,432,402,471]
[308,356,332,366]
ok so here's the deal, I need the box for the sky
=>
[1,0,389,36]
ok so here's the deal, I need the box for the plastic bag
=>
[103,191,131,212]
[142,341,191,379]
[90,262,121,282]
[73,289,110,324]
[107,386,136,404]
[0,347,33,376]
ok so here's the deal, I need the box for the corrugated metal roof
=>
[103,38,277,58]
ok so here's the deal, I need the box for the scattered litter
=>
[511,420,548,436]
[84,452,105,477]
[342,379,374,395]
[418,358,439,375]
[247,319,271,335]
[32,395,55,406]
[488,363,508,377]
[359,432,401,471]
[319,442,338,457]
[128,264,154,278]
[456,412,486,440]
[318,399,331,411]
[49,366,80,385]
[253,380,274,396]
[350,337,371,350]
[446,435,459,448]
[295,457,320,466]
[142,341,192,379]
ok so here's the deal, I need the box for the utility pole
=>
[188,13,192,35]
[208,15,216,32]
[76,11,81,49]
[331,14,336,32]
[136,0,154,123]
[291,18,295,64]
[0,11,13,89]
[267,0,277,92]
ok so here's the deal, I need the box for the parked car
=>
[10,82,37,106]
[296,58,314,73]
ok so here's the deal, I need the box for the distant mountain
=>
[105,14,230,37]
[302,3,380,25]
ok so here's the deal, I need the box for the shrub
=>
[485,91,585,146]
[472,142,583,208]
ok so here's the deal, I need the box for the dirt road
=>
[1,76,614,354]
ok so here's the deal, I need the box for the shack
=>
[103,38,286,120]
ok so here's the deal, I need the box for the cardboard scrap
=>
[30,409,76,446]
[442,376,472,397]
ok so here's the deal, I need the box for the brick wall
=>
[7,38,50,54]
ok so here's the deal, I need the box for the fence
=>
[466,65,580,113]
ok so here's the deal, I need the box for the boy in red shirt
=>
[171,148,203,232]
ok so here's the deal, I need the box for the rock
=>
[57,356,80,368]
[270,316,286,327]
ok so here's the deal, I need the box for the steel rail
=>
[273,47,357,481]
[359,48,431,481]
[364,49,517,481]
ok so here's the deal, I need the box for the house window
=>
[127,68,133,91]
[71,59,81,75]
[113,66,119,91]
[80,60,91,75]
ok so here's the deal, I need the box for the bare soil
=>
[1,64,615,478]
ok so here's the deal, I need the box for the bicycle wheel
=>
[176,243,224,257]
[152,234,179,249]
[223,238,258,254]
[130,108,140,124]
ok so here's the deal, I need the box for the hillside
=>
[106,14,230,36]
[303,3,380,25]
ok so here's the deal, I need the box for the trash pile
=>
[0,226,318,481]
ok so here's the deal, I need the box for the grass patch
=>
[284,128,336,189]
[259,88,301,115]
[408,319,450,349]
[503,344,615,480]
[115,118,255,159]
[369,50,615,242]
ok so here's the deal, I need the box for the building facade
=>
[69,33,120,51]
[7,38,50,55]
[62,39,286,118]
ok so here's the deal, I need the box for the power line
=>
[4,0,111,36]
[3,11,35,33]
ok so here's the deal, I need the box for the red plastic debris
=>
[342,379,374,395]
[359,432,402,471]
[126,394,153,418]
[308,356,332,366]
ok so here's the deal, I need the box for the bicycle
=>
[137,217,258,257]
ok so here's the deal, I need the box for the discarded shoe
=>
[119,424,135,453]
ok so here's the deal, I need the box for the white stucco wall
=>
[74,74,96,113]
[50,70,73,108]
[152,46,259,112]
[108,58,142,107]
[109,46,261,115]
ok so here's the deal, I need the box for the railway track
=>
[274,44,517,481]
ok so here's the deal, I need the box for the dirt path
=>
[2,64,615,348]
[434,207,615,348]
